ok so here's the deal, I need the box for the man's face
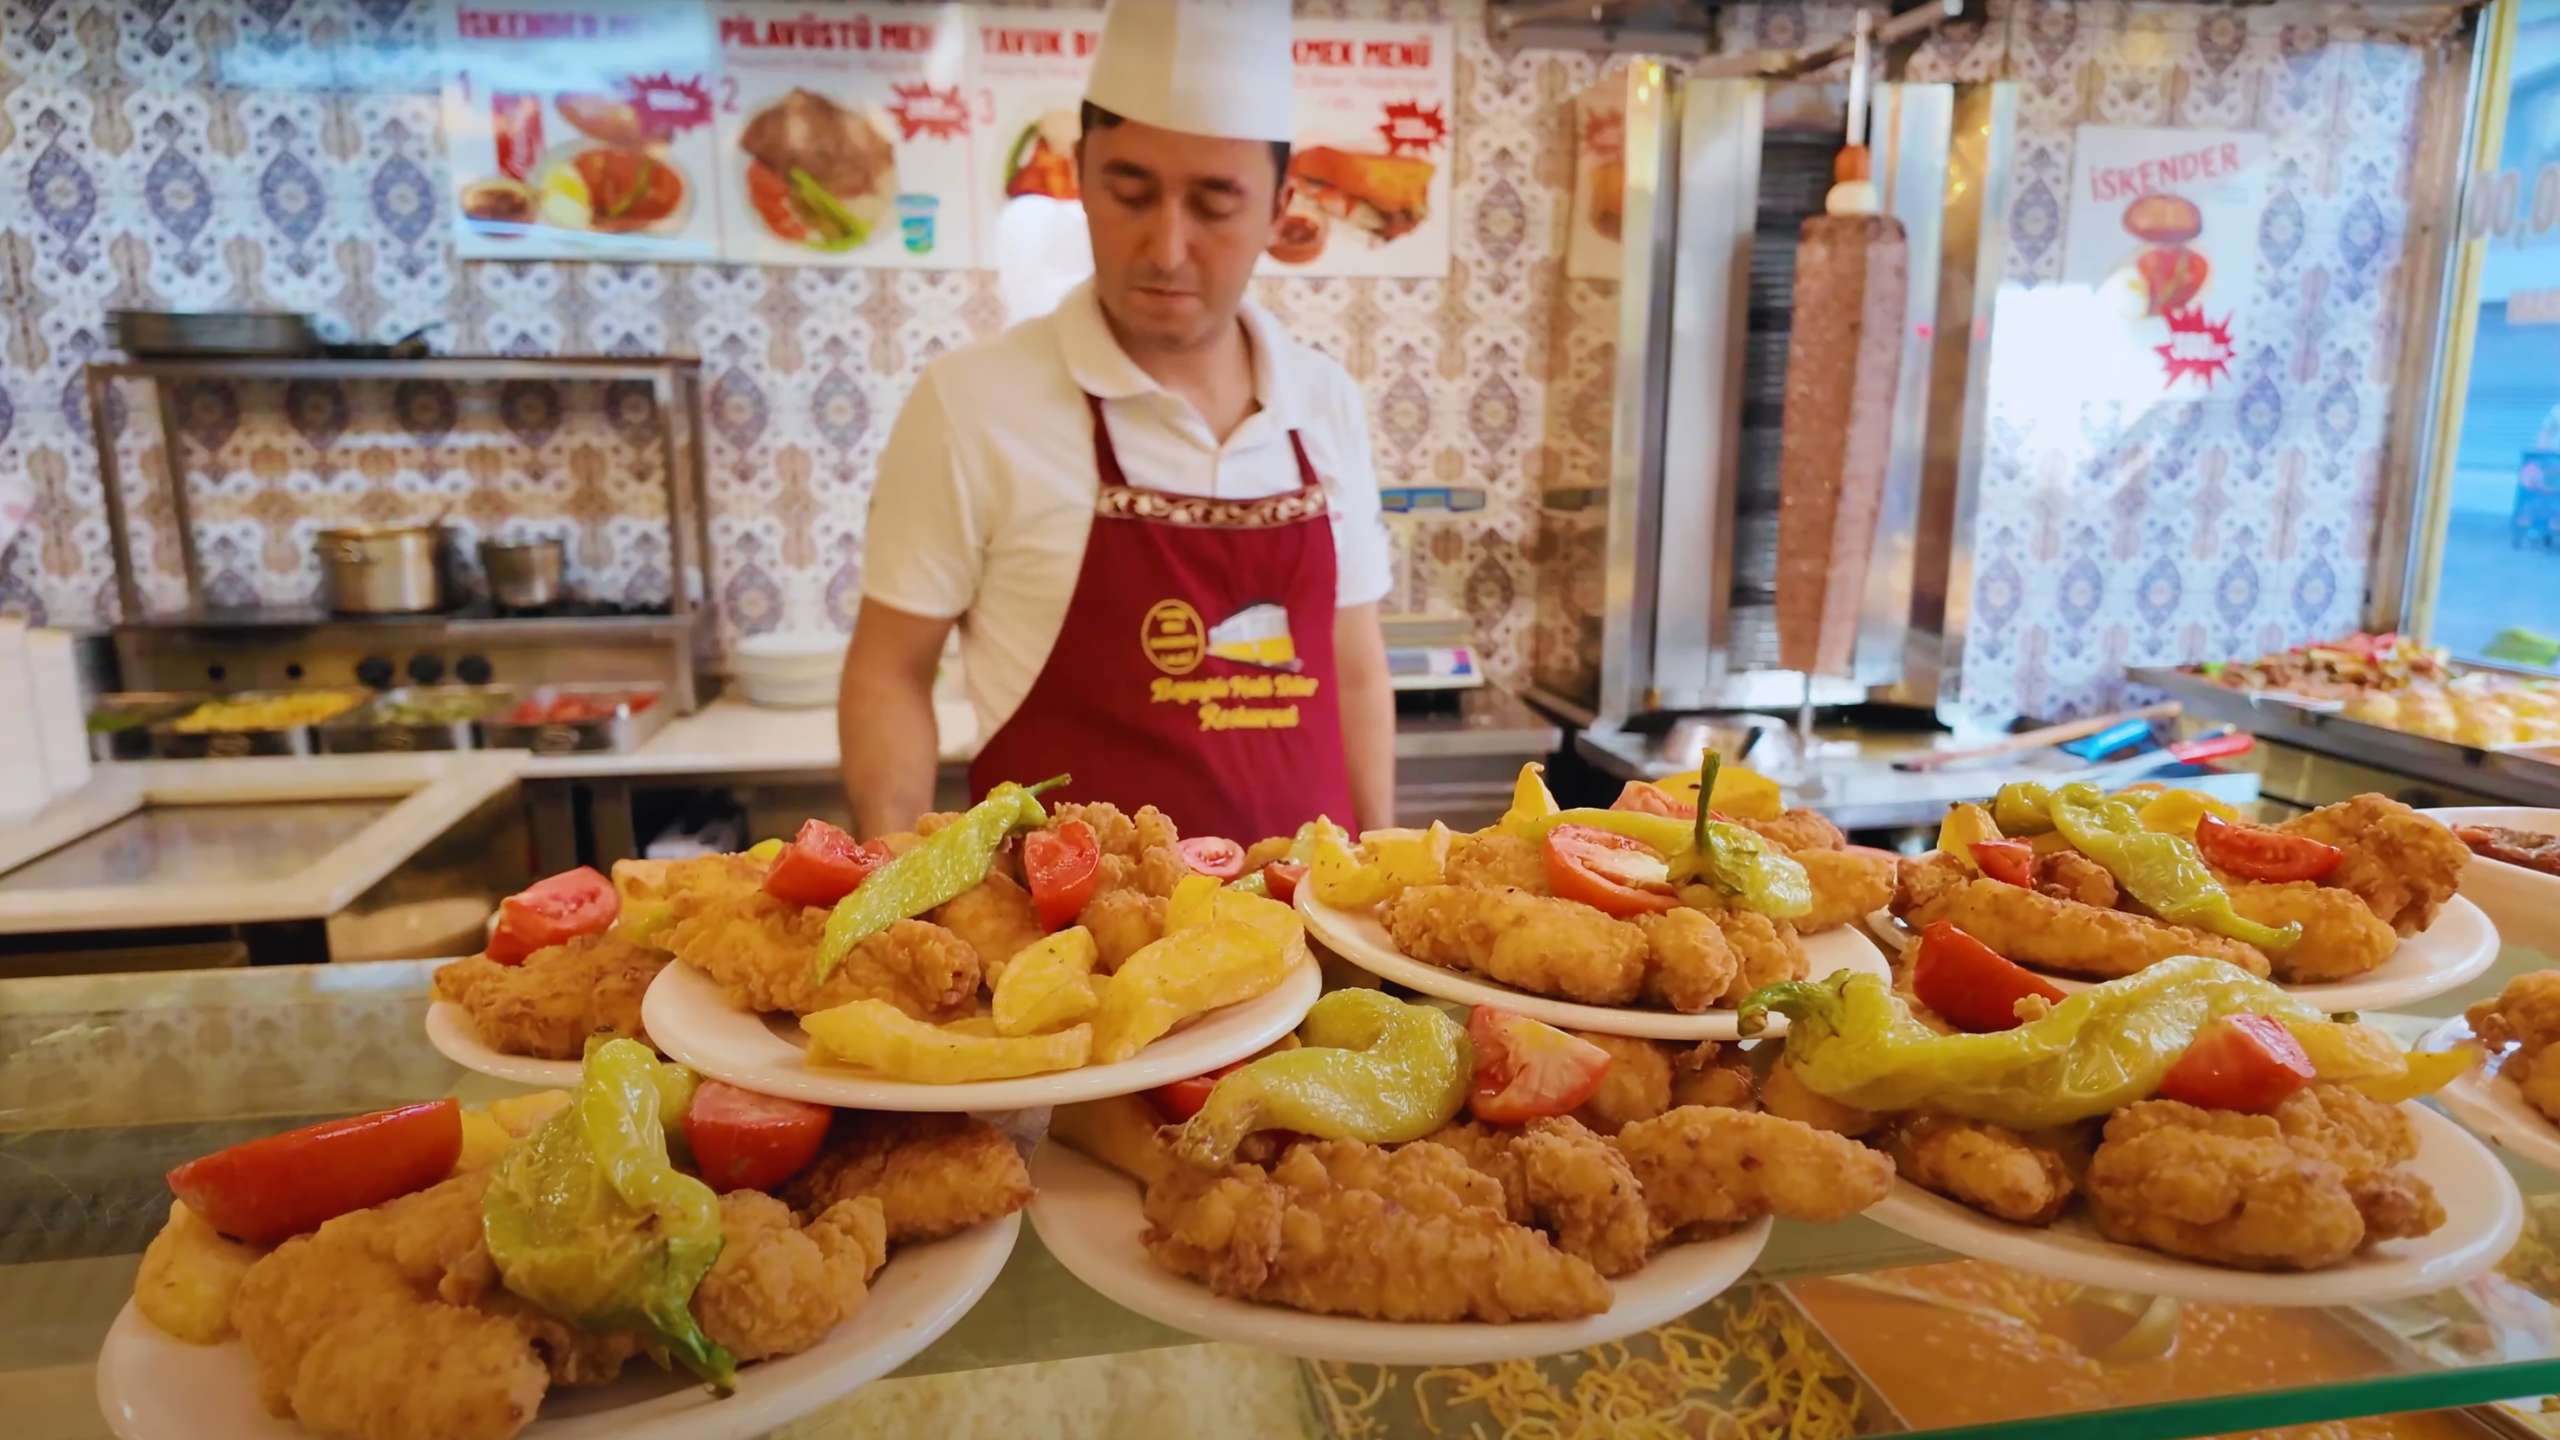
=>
[1080,116,1284,354]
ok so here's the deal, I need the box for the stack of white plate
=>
[731,632,846,708]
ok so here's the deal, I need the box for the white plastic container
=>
[0,620,51,817]
[27,628,93,798]
[731,631,847,708]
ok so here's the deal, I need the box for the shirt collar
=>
[1051,280,1299,426]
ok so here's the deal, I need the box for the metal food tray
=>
[144,689,365,759]
[84,692,205,762]
[2129,665,2560,807]
[317,686,515,754]
[478,684,670,755]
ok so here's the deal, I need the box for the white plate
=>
[1026,1141,1769,1364]
[96,1212,1019,1440]
[1865,1103,2521,1306]
[1868,896,2502,1014]
[643,952,1321,1112]
[424,1001,585,1088]
[2421,1015,2560,1176]
[2422,807,2560,958]
[1295,891,1890,1041]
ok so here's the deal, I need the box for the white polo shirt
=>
[861,281,1394,740]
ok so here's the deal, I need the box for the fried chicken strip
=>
[669,892,980,1019]
[693,1192,889,1362]
[2218,877,2399,984]
[1794,846,1896,935]
[1378,884,1646,1006]
[1445,830,1551,894]
[1880,1112,2076,1224]
[1741,808,1848,852]
[929,872,1047,982]
[2467,972,2560,1123]
[782,1112,1034,1244]
[1076,884,1167,973]
[2276,793,2468,936]
[1430,1119,1655,1276]
[1630,906,1738,1013]
[1894,853,2271,979]
[1142,1140,1613,1322]
[1686,902,1810,1004]
[1571,1031,1676,1134]
[1759,1054,1875,1136]
[1611,1106,1894,1239]
[432,933,666,1060]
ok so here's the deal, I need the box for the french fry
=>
[134,1200,261,1344]
[803,999,1092,1082]
[1359,821,1452,887]
[1308,829,1391,908]
[1167,876,1304,949]
[993,926,1102,1036]
[456,1109,517,1172]
[1092,919,1299,1063]
[1049,1094,1175,1188]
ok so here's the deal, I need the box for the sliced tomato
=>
[745,160,810,242]
[1468,1006,1614,1124]
[764,819,891,910]
[1178,835,1246,881]
[1024,818,1102,930]
[488,867,619,964]
[167,1099,462,1245]
[1542,824,1678,917]
[1611,780,1698,819]
[1261,860,1307,904]
[2193,812,2343,883]
[1145,1058,1251,1123]
[2159,1014,2316,1112]
[683,1081,834,1192]
[1911,920,2066,1032]
[1970,839,2035,888]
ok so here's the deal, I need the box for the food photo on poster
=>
[970,11,1105,321]
[715,4,977,269]
[2052,124,2270,401]
[441,0,725,260]
[1264,22,1454,279]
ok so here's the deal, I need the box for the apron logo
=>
[1141,599,1206,675]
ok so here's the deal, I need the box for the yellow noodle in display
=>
[1307,1289,1864,1440]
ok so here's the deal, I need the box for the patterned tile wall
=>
[0,0,1608,677]
[0,0,2454,718]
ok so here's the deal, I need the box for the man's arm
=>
[840,599,955,838]
[1333,601,1396,832]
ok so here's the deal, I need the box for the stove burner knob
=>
[355,655,395,689]
[407,653,446,685]
[456,654,495,686]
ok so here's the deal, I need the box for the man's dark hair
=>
[1078,101,1292,191]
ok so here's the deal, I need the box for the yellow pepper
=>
[1360,821,1452,887]
[1935,803,2002,871]
[2135,787,2240,836]
[1495,762,1561,839]
[1308,826,1392,908]
[804,1000,1092,1081]
[1658,761,1785,820]
[1092,919,1302,1062]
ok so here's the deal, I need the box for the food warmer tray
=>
[84,692,206,762]
[141,689,369,759]
[316,686,516,754]
[477,684,671,755]
[2128,665,2560,806]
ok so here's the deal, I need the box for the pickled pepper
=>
[1171,989,1470,1168]
[2046,783,2300,952]
[814,775,1066,981]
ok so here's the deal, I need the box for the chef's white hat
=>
[1084,0,1295,144]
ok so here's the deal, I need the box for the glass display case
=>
[12,958,2560,1440]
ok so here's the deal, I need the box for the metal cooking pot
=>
[315,525,446,614]
[480,537,566,611]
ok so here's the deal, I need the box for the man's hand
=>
[840,599,955,838]
[1333,602,1396,832]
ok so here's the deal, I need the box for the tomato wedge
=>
[1911,920,2066,1033]
[1178,835,1246,881]
[1611,780,1698,819]
[1542,824,1678,916]
[763,819,891,909]
[1146,1058,1251,1123]
[167,1099,463,1244]
[1261,860,1306,904]
[683,1080,834,1192]
[2159,1014,2316,1112]
[1970,839,2034,888]
[1024,818,1102,930]
[1468,1007,1614,1124]
[2193,812,2343,883]
[488,867,619,964]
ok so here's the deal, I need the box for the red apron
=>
[968,392,1356,841]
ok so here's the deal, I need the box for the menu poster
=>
[714,4,976,269]
[1565,81,1625,282]
[1265,22,1454,279]
[442,0,724,261]
[2060,124,2269,400]
[970,12,1104,255]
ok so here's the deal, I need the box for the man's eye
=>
[1108,182,1156,207]
[1191,195,1242,223]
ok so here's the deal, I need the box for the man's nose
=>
[1139,201,1186,271]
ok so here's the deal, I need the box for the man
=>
[838,0,1396,843]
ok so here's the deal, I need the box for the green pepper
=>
[788,166,869,252]
[1991,781,2056,836]
[1172,989,1470,1168]
[1524,804,1811,920]
[1740,959,2472,1129]
[815,775,1067,980]
[1227,870,1271,898]
[2046,783,2298,952]
[484,1039,733,1392]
